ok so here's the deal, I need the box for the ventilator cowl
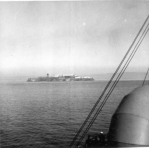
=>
[108,85,149,146]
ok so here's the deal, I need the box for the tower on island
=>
[47,73,49,81]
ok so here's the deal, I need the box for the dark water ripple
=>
[0,81,142,147]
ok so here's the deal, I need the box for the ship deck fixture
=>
[69,15,149,148]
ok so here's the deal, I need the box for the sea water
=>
[0,81,143,148]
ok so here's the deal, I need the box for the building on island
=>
[27,74,94,82]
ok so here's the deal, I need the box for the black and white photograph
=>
[1,1,149,148]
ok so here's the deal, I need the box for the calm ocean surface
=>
[0,81,143,148]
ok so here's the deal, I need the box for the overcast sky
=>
[0,1,149,79]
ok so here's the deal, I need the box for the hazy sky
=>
[0,1,149,78]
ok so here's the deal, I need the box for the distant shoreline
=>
[0,80,148,84]
[0,72,148,83]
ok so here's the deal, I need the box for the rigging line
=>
[76,35,149,148]
[76,24,149,146]
[71,16,149,148]
[68,15,149,148]
[76,22,149,147]
[70,16,149,148]
[142,68,149,86]
[76,26,149,147]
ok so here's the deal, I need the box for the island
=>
[27,74,94,82]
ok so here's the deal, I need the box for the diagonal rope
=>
[142,67,149,85]
[76,24,149,147]
[69,15,149,148]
